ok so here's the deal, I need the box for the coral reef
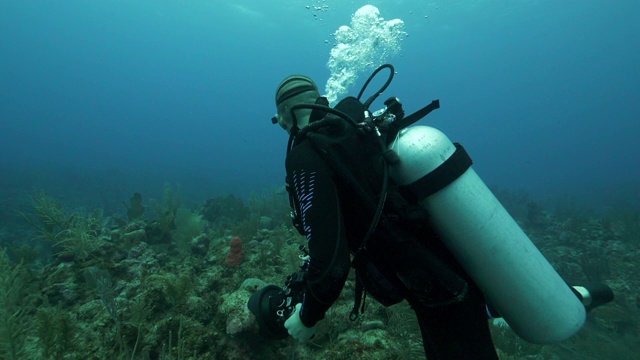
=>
[1,188,639,359]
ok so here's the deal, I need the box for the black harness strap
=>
[399,143,472,203]
[349,275,367,321]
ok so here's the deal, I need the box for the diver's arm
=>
[286,141,351,327]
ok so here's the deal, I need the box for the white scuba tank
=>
[388,125,586,344]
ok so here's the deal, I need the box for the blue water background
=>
[1,0,638,211]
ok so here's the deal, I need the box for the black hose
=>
[357,64,395,109]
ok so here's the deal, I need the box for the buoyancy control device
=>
[285,64,586,344]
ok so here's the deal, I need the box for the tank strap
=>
[399,143,472,203]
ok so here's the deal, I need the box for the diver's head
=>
[273,75,320,134]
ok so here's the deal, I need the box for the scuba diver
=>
[248,64,614,359]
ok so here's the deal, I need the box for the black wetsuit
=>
[285,114,499,359]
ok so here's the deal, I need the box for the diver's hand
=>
[284,303,317,342]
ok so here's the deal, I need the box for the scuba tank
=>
[388,125,586,344]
